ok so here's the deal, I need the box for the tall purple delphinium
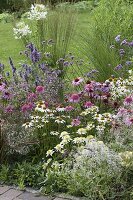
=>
[9,57,16,76]
[26,43,41,63]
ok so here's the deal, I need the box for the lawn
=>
[0,12,90,65]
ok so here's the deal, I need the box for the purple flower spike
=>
[0,63,4,71]
[128,41,133,47]
[115,35,121,42]
[9,57,16,76]
[63,61,69,67]
[119,49,125,56]
[126,61,132,66]
[115,64,123,70]
[121,39,128,46]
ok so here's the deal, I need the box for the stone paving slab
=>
[0,186,10,195]
[54,198,68,200]
[0,189,23,200]
[0,186,85,200]
[14,198,23,200]
[18,192,53,200]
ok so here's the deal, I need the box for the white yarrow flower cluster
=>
[74,139,121,169]
[13,22,32,39]
[28,4,47,20]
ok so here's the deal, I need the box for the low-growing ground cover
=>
[0,1,133,200]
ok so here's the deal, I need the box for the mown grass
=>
[0,13,90,63]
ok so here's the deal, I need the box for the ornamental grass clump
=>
[82,0,133,81]
[13,3,77,69]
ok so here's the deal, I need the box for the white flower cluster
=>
[13,22,32,39]
[74,138,121,170]
[119,151,133,167]
[94,113,112,133]
[80,106,99,116]
[107,70,133,100]
[28,4,47,20]
[46,131,71,156]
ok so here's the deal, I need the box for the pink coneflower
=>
[65,105,74,111]
[3,91,12,99]
[116,107,127,118]
[28,102,34,110]
[21,104,29,112]
[0,82,5,91]
[5,105,14,113]
[21,103,34,112]
[84,101,94,108]
[84,84,94,93]
[71,118,81,126]
[36,86,45,93]
[69,93,80,103]
[124,117,133,126]
[27,92,37,101]
[124,96,133,106]
[56,105,65,112]
[72,77,84,86]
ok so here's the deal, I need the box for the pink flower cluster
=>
[115,96,133,126]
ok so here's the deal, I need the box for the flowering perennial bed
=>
[0,3,133,200]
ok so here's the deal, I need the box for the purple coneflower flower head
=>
[71,118,81,126]
[27,92,37,101]
[3,91,12,99]
[115,64,123,70]
[5,105,14,113]
[72,77,84,86]
[21,103,34,112]
[124,96,133,106]
[124,117,133,126]
[116,107,127,118]
[69,93,80,103]
[84,84,94,93]
[36,85,45,93]
[0,82,6,91]
[115,35,121,42]
[65,105,74,112]
[84,101,94,108]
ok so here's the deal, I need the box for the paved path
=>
[0,185,67,200]
[0,186,86,200]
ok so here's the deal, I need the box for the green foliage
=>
[0,12,13,23]
[0,165,9,183]
[23,7,77,69]
[82,0,133,81]
[43,156,133,199]
[56,1,96,12]
[0,161,45,189]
